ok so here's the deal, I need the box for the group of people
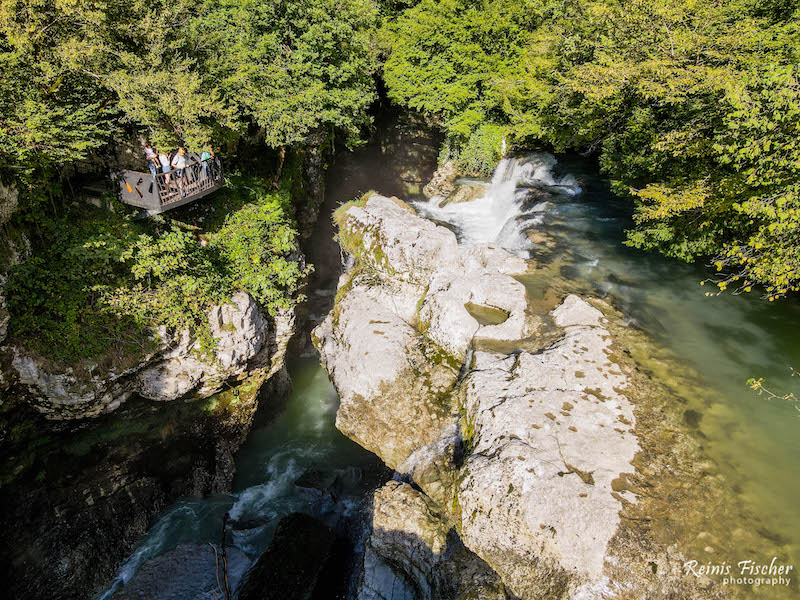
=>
[143,143,216,184]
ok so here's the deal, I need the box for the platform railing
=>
[118,155,224,215]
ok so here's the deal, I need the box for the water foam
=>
[228,453,305,522]
[414,153,581,253]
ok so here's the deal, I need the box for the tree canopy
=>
[381,0,800,299]
[0,0,379,188]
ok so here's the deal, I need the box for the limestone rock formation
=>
[358,481,507,600]
[440,182,488,207]
[455,296,640,598]
[423,161,458,199]
[314,194,731,599]
[0,275,8,346]
[315,195,534,468]
[10,292,293,419]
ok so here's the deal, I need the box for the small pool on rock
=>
[465,302,510,326]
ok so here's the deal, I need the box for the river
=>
[101,149,799,599]
[415,153,800,599]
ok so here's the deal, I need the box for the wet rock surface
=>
[236,512,338,600]
[112,543,249,600]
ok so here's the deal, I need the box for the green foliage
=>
[0,0,380,209]
[5,178,308,364]
[0,0,371,363]
[4,208,149,363]
[211,187,311,313]
[452,123,509,177]
[383,0,800,299]
[107,227,228,356]
[382,0,543,138]
[0,1,117,173]
[188,0,379,147]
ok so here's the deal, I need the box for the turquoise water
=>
[99,359,381,599]
[415,153,800,597]
[548,156,800,553]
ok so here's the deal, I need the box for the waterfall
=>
[413,153,581,253]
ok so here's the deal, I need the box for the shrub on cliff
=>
[5,178,309,363]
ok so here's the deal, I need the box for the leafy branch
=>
[747,368,799,410]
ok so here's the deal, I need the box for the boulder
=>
[358,481,507,600]
[314,281,460,470]
[316,193,733,599]
[236,513,337,600]
[10,293,293,419]
[423,161,458,199]
[440,182,488,207]
[112,543,249,600]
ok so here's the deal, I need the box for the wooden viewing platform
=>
[118,153,224,216]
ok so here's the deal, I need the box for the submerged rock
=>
[315,194,733,599]
[112,543,249,600]
[236,512,338,600]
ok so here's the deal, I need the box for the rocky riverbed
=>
[314,192,751,599]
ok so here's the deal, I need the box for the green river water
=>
[101,150,799,599]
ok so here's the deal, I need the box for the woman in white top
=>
[158,151,171,173]
[157,151,172,189]
[171,148,188,195]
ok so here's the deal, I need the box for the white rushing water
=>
[413,153,581,253]
[97,359,381,600]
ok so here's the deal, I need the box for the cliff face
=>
[0,297,296,600]
[314,195,734,600]
[8,292,290,420]
[0,366,291,600]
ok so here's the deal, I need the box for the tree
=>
[187,0,379,148]
[381,0,544,172]
[383,0,800,298]
[0,0,381,200]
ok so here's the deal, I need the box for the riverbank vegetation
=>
[2,0,799,369]
[4,177,308,363]
[0,0,377,363]
[381,0,800,300]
